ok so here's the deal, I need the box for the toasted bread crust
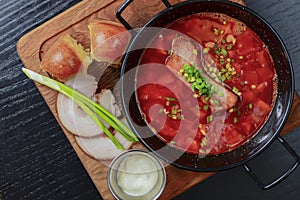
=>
[89,20,131,64]
[40,34,91,82]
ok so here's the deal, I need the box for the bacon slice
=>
[56,74,121,137]
[166,35,238,111]
[75,118,133,161]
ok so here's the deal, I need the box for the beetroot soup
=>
[136,13,277,155]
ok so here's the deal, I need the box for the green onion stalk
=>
[22,68,139,150]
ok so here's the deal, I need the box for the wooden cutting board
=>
[17,0,300,199]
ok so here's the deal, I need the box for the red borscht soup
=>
[136,13,277,155]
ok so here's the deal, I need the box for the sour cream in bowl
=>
[107,149,166,200]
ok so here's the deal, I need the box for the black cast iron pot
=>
[116,0,299,189]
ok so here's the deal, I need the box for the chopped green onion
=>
[233,106,238,112]
[203,47,210,54]
[178,115,185,120]
[221,75,226,82]
[217,91,223,97]
[170,140,176,145]
[227,44,233,50]
[207,115,213,123]
[232,86,239,95]
[215,49,221,55]
[225,73,232,80]
[158,108,164,113]
[189,76,196,82]
[214,28,219,36]
[237,110,241,117]
[200,137,207,147]
[234,117,239,124]
[213,99,221,106]
[199,88,209,95]
[204,97,210,103]
[167,113,176,119]
[171,109,177,115]
[164,97,177,101]
[221,48,227,57]
[199,149,205,154]
[226,62,231,69]
[193,49,198,55]
[221,68,227,73]
[180,64,215,97]
[249,103,253,109]
[203,105,209,111]
[196,78,203,83]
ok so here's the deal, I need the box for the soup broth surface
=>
[136,13,277,155]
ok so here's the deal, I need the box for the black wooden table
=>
[1,0,300,199]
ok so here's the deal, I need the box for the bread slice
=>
[40,34,92,82]
[88,20,131,64]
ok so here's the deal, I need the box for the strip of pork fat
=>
[166,35,238,111]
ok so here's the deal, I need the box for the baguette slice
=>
[40,34,92,82]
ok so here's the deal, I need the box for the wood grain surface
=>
[16,0,300,199]
[1,1,100,199]
[0,0,298,199]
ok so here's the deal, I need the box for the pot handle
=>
[243,136,300,190]
[116,0,172,32]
